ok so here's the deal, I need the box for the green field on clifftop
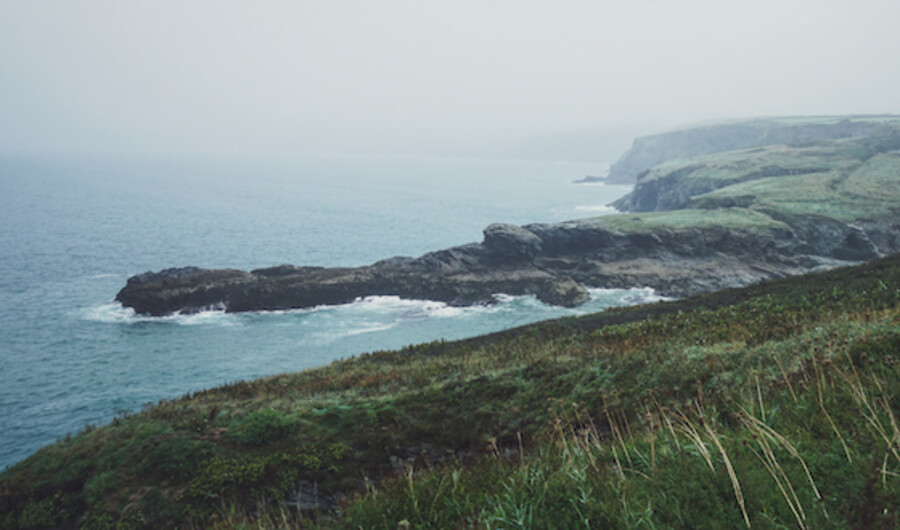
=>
[611,134,900,232]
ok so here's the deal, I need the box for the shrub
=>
[225,409,295,446]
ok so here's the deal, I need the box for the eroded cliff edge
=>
[117,130,900,316]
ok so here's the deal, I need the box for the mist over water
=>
[0,154,641,469]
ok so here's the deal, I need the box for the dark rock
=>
[483,223,543,261]
[251,264,324,277]
[535,276,590,307]
[283,479,344,513]
[125,266,207,285]
[784,216,881,261]
[117,207,900,316]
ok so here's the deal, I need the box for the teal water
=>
[0,154,643,470]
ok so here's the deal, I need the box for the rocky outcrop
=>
[116,227,592,316]
[607,116,900,184]
[117,120,900,317]
[116,212,899,316]
[483,223,543,260]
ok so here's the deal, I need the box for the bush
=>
[225,409,295,446]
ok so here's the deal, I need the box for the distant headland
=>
[117,115,900,316]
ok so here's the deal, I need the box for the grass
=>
[613,133,900,233]
[650,136,900,223]
[595,208,789,232]
[638,143,857,185]
[2,251,900,528]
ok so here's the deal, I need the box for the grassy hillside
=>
[606,114,900,184]
[2,251,899,528]
[690,136,900,222]
[613,133,900,220]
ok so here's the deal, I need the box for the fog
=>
[2,1,899,159]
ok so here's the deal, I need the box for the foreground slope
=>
[3,254,900,528]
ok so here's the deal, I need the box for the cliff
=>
[116,124,900,317]
[606,115,900,184]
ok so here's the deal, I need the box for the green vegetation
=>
[598,207,790,232]
[2,251,900,528]
[683,137,900,222]
[611,134,900,234]
[606,114,900,183]
[638,143,857,186]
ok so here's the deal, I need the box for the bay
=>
[0,153,637,469]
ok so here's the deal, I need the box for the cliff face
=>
[613,133,900,214]
[116,233,593,316]
[606,116,900,184]
[116,211,895,316]
[116,121,900,316]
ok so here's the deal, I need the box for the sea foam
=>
[82,303,236,326]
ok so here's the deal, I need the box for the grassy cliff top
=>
[597,207,790,232]
[611,134,900,227]
[687,148,900,223]
[607,114,900,184]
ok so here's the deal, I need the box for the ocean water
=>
[0,153,646,470]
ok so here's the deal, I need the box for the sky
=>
[1,1,899,158]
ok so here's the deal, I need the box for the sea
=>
[0,153,653,470]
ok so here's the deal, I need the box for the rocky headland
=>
[606,115,900,184]
[117,121,900,316]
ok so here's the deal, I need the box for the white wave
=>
[81,287,668,331]
[176,308,234,326]
[329,295,466,320]
[82,302,141,323]
[342,321,397,336]
[251,295,463,319]
[574,204,619,215]
[310,320,398,344]
[85,273,121,280]
[587,287,670,306]
[81,302,236,326]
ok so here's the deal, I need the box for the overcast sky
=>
[2,1,899,157]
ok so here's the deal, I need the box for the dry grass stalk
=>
[741,411,823,504]
[671,408,715,473]
[771,351,798,404]
[740,410,817,529]
[701,419,751,528]
[838,365,900,465]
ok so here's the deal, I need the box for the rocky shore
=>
[116,215,891,316]
[117,120,900,317]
